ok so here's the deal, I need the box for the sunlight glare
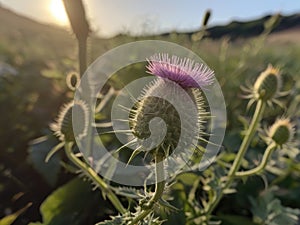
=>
[49,0,68,25]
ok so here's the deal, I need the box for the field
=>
[0,5,300,225]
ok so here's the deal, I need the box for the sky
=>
[1,0,300,37]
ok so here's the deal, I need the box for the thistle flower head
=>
[129,78,207,159]
[146,53,214,88]
[50,100,89,142]
[253,64,281,102]
[267,118,295,147]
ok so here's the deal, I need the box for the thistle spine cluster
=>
[268,118,295,146]
[50,100,89,142]
[253,64,281,102]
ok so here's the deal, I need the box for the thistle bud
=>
[129,54,214,159]
[51,100,89,142]
[130,79,204,158]
[253,65,281,102]
[268,118,294,146]
[66,71,80,91]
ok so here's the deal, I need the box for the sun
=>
[49,0,68,25]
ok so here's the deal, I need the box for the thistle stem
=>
[206,100,265,215]
[78,37,87,77]
[64,142,126,214]
[128,153,166,225]
[227,100,265,178]
[235,142,277,177]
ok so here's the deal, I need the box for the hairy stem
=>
[64,142,126,214]
[235,142,277,177]
[128,153,166,225]
[206,100,265,216]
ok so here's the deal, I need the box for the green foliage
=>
[95,214,165,225]
[95,215,126,225]
[250,187,300,225]
[31,178,98,225]
[112,186,144,199]
[0,203,31,225]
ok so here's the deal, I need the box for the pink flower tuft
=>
[146,53,214,88]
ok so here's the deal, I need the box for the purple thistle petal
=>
[146,53,215,88]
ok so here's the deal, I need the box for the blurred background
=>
[1,0,300,37]
[0,0,299,224]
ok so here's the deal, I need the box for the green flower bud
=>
[268,118,294,146]
[66,71,80,91]
[129,78,206,159]
[253,65,281,102]
[51,100,89,142]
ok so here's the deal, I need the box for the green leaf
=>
[160,183,186,225]
[176,172,200,186]
[45,142,64,163]
[158,199,179,212]
[250,187,300,225]
[112,186,143,199]
[141,213,165,225]
[28,136,61,186]
[223,188,237,194]
[96,221,120,225]
[37,178,96,225]
[222,130,242,152]
[0,203,31,225]
[41,69,64,79]
[127,147,143,165]
[95,215,126,225]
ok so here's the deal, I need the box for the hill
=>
[0,6,74,61]
[0,5,69,38]
[204,13,300,39]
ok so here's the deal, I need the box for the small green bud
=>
[268,118,294,146]
[51,100,89,142]
[253,65,281,102]
[66,71,80,91]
